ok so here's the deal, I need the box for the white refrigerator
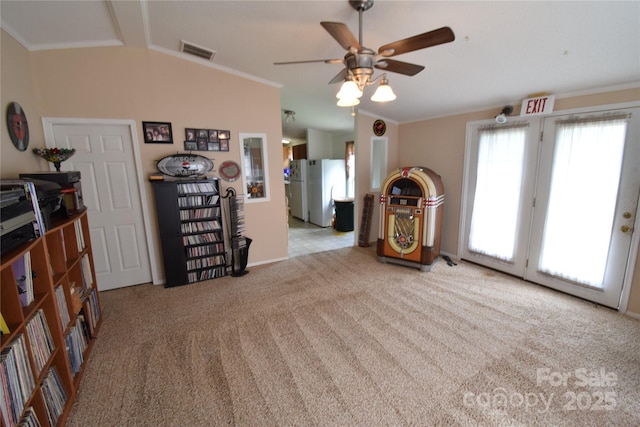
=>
[307,159,346,227]
[288,159,308,221]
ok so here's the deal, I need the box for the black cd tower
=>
[151,177,227,287]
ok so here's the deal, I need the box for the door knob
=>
[620,225,633,233]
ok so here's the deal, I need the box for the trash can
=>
[333,198,354,232]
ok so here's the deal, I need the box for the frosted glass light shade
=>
[337,97,360,107]
[371,82,397,102]
[336,80,363,100]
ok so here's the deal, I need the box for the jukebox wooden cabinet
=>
[377,167,444,271]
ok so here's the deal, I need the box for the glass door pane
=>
[538,118,627,286]
[461,122,538,276]
[527,109,640,308]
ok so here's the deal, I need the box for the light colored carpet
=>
[67,247,640,426]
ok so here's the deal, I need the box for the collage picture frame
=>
[185,128,230,152]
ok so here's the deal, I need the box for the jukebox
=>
[377,167,444,271]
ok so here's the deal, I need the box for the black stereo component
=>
[20,171,84,214]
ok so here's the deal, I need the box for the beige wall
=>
[1,31,47,175]
[398,87,640,314]
[354,112,399,245]
[1,31,288,279]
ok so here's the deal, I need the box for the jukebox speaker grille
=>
[393,208,414,249]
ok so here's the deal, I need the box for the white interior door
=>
[461,105,639,309]
[44,120,153,291]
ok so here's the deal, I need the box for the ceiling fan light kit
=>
[336,79,363,100]
[337,97,360,107]
[274,0,455,109]
[369,76,397,102]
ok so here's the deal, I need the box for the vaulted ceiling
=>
[1,1,638,141]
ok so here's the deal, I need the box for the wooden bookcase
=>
[1,209,101,427]
[151,177,227,287]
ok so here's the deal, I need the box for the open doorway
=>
[283,139,355,258]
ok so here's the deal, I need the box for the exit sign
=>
[520,95,555,116]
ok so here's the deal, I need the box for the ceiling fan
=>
[274,0,455,105]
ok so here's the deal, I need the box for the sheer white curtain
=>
[538,117,628,287]
[468,125,527,261]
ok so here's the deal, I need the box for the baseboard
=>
[625,310,640,320]
[248,256,289,268]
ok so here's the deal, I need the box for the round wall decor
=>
[219,160,241,182]
[6,102,30,151]
[373,119,386,136]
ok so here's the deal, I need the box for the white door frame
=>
[41,117,161,285]
[459,101,640,313]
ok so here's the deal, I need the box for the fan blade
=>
[274,59,344,65]
[321,22,361,51]
[328,68,349,84]
[378,26,455,57]
[375,59,425,76]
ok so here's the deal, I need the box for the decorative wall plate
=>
[219,160,241,182]
[373,119,386,136]
[156,153,213,177]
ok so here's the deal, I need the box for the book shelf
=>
[1,209,101,427]
[151,177,227,287]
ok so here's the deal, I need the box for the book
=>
[74,220,85,252]
[40,366,67,426]
[23,181,45,237]
[17,406,41,427]
[80,255,93,290]
[0,313,9,335]
[13,252,33,307]
[25,310,55,375]
[54,286,70,330]
[0,334,36,426]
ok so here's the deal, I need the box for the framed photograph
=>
[143,121,173,143]
[218,130,230,151]
[197,138,208,151]
[185,128,196,142]
[208,130,218,142]
[184,141,197,151]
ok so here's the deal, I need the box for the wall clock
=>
[219,160,241,182]
[373,119,386,136]
[6,102,30,151]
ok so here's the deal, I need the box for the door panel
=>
[526,109,640,308]
[50,123,152,290]
[461,121,540,277]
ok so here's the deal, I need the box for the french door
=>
[461,106,640,309]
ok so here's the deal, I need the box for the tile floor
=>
[287,215,355,258]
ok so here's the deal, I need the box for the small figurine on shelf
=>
[32,147,76,172]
